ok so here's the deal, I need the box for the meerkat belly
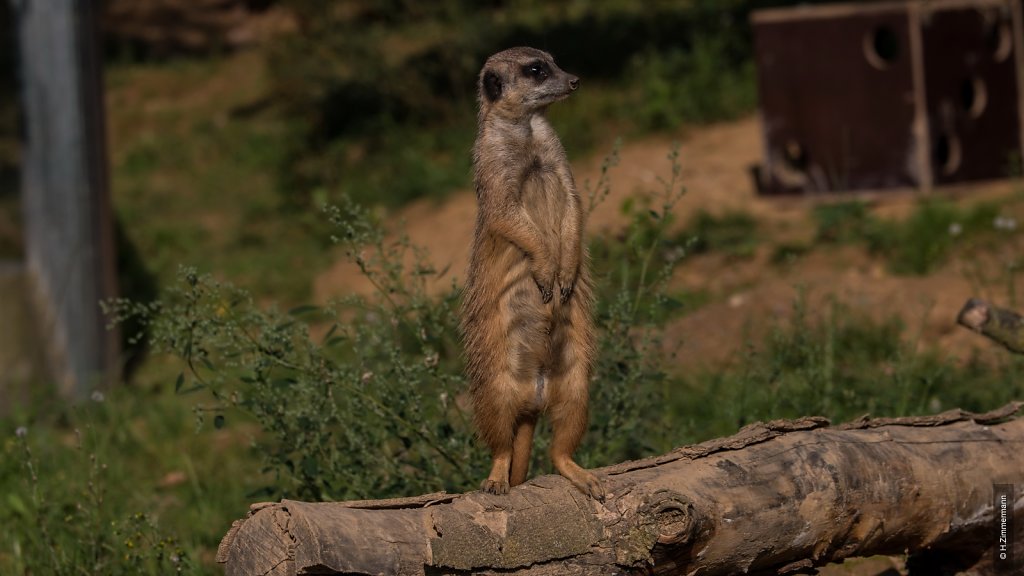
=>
[489,169,567,399]
[520,162,568,257]
[489,243,552,384]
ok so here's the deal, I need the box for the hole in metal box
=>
[864,26,900,70]
[960,76,988,119]
[934,132,963,176]
[783,139,809,171]
[984,13,1013,62]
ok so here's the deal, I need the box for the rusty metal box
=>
[753,0,1024,193]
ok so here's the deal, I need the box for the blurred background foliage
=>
[266,0,797,207]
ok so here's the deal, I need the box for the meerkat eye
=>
[523,61,550,81]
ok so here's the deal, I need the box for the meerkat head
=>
[477,47,579,119]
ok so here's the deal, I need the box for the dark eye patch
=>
[521,60,550,81]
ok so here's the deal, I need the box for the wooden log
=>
[217,403,1023,575]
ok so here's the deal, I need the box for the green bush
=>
[630,35,756,131]
[107,146,691,500]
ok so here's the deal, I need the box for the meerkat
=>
[460,47,604,500]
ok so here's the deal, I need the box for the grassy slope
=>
[107,50,328,304]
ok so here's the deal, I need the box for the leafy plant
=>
[581,145,692,464]
[108,204,478,501]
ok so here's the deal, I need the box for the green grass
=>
[866,200,1004,275]
[670,299,1024,443]
[810,198,1020,275]
[8,292,1020,574]
[1,373,262,575]
[684,209,760,260]
[107,56,330,306]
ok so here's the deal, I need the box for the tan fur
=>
[460,47,604,500]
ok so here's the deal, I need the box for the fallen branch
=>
[958,298,1024,354]
[217,403,1023,575]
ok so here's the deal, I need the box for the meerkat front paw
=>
[558,275,576,303]
[557,263,578,303]
[531,265,556,303]
[535,280,553,303]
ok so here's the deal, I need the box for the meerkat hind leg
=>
[478,372,525,495]
[482,450,513,495]
[509,415,537,487]
[550,408,604,500]
[548,368,605,500]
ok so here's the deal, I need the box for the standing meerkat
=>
[460,47,604,500]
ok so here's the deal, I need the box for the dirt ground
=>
[314,115,1018,372]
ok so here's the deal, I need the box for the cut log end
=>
[957,298,990,332]
[957,298,1024,354]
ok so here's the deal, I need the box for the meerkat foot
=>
[569,469,605,501]
[482,451,513,495]
[555,459,606,501]
[481,477,510,495]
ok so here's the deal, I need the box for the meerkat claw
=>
[559,284,574,303]
[538,284,553,303]
[481,478,510,495]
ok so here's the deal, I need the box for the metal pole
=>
[10,0,119,397]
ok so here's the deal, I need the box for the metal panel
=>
[921,2,1021,184]
[755,4,918,193]
[10,0,118,397]
[752,0,1024,194]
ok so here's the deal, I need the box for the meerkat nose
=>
[568,76,579,91]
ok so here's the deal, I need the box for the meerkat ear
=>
[483,70,503,102]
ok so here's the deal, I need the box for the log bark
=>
[217,403,1024,576]
[958,298,1024,354]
